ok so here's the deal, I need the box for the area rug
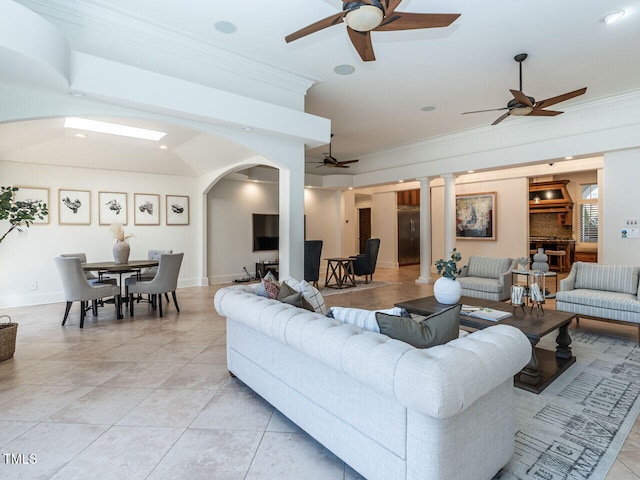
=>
[318,280,399,297]
[495,328,640,479]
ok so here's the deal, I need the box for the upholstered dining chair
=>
[55,256,123,328]
[349,238,381,284]
[304,240,323,288]
[60,252,117,285]
[127,253,183,317]
[139,249,173,281]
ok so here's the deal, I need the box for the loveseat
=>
[214,283,531,480]
[457,256,516,301]
[555,262,640,344]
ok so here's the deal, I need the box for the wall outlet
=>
[30,281,38,290]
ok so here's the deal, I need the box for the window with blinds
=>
[579,183,598,243]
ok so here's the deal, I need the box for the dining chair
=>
[127,253,183,317]
[139,249,173,281]
[60,252,116,285]
[54,256,123,328]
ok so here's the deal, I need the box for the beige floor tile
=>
[0,420,38,447]
[50,425,183,480]
[160,363,230,390]
[38,361,132,387]
[47,386,153,425]
[0,422,108,479]
[266,409,303,433]
[117,388,215,427]
[619,451,640,477]
[606,459,640,479]
[190,379,274,431]
[189,344,227,364]
[147,428,263,480]
[91,342,162,362]
[125,331,186,345]
[12,342,75,360]
[0,385,94,421]
[100,362,184,388]
[139,342,209,364]
[245,431,345,480]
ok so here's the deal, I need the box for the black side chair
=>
[350,238,381,284]
[304,240,323,288]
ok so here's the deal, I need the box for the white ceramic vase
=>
[113,240,130,264]
[433,276,462,304]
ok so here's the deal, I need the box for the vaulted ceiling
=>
[3,0,639,177]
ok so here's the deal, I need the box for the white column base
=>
[415,276,434,284]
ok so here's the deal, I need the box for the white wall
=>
[603,148,640,265]
[0,161,200,308]
[431,177,529,267]
[207,179,279,283]
[303,188,341,260]
[372,191,399,268]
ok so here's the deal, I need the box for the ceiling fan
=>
[309,134,359,168]
[462,53,587,125]
[285,0,460,62]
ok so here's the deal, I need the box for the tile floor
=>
[0,265,639,479]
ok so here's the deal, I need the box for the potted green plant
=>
[433,248,463,304]
[0,186,48,361]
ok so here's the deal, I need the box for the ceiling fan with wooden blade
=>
[308,134,359,168]
[462,53,587,125]
[285,1,460,62]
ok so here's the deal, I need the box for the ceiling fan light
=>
[510,106,534,116]
[600,9,625,24]
[344,5,383,32]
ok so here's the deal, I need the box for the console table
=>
[255,261,279,280]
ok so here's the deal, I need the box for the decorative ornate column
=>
[416,177,432,284]
[442,174,457,256]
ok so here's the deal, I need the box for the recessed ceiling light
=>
[600,9,625,24]
[69,91,85,97]
[421,106,436,112]
[159,145,168,150]
[64,117,166,141]
[334,64,355,76]
[348,187,353,190]
[467,170,474,173]
[398,180,404,183]
[215,21,237,34]
[564,156,573,160]
[75,133,87,138]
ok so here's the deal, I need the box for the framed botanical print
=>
[134,193,160,225]
[15,186,49,224]
[99,191,128,225]
[455,192,497,240]
[59,189,91,225]
[166,195,189,225]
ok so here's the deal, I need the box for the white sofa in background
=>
[457,256,516,301]
[214,284,531,480]
[555,262,640,344]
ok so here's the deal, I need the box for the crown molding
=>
[15,0,318,97]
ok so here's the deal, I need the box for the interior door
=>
[358,208,371,254]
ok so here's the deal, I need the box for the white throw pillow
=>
[327,307,408,333]
[283,277,327,314]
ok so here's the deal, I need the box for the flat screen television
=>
[252,214,279,251]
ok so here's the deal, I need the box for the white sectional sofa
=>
[555,262,640,344]
[457,256,516,301]
[214,284,531,480]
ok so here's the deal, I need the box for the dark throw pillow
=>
[277,282,313,311]
[375,304,461,349]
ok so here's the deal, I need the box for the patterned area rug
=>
[495,328,640,479]
[318,280,399,297]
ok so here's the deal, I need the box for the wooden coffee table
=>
[395,295,577,394]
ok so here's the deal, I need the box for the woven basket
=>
[0,317,18,362]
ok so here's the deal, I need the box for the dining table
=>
[82,260,159,297]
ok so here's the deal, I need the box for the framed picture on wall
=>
[134,193,160,225]
[98,191,128,225]
[166,195,189,225]
[455,192,497,240]
[59,189,91,225]
[15,186,49,224]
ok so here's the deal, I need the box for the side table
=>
[512,269,558,301]
[324,257,356,289]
